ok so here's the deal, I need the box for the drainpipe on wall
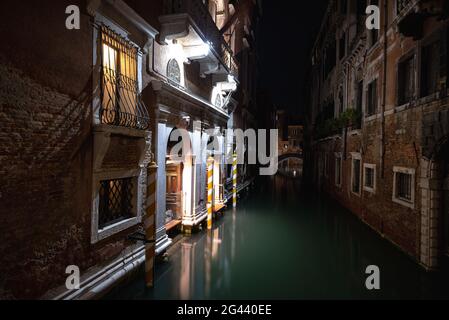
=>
[380,0,388,179]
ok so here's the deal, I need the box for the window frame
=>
[167,58,182,85]
[392,166,416,209]
[351,153,362,196]
[335,153,343,188]
[91,170,144,244]
[420,33,441,99]
[93,15,144,128]
[397,51,416,106]
[366,79,378,117]
[363,163,376,193]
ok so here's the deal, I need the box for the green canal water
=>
[106,176,449,300]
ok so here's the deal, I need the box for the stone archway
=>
[420,138,449,269]
[420,110,449,269]
[419,158,441,269]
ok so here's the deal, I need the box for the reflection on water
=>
[106,176,449,300]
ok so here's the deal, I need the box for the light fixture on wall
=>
[184,41,211,60]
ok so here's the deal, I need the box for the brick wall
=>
[307,1,449,267]
[0,1,141,299]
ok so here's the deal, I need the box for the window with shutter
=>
[398,55,415,105]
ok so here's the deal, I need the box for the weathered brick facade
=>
[306,0,449,269]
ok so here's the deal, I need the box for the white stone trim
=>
[91,169,146,244]
[47,244,145,300]
[392,166,416,209]
[363,163,376,193]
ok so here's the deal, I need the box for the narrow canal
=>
[106,176,449,300]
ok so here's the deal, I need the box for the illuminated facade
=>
[0,0,260,299]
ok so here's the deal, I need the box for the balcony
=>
[397,0,415,15]
[100,25,151,130]
[396,0,448,40]
[159,0,238,78]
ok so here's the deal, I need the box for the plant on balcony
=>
[315,107,362,139]
[315,118,340,139]
[339,108,361,128]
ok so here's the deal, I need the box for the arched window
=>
[167,59,181,84]
[214,93,223,108]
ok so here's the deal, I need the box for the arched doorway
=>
[165,129,184,230]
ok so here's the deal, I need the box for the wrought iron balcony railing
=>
[164,0,239,76]
[99,25,151,130]
[397,0,414,15]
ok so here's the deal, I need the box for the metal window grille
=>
[397,0,413,15]
[100,25,150,130]
[365,167,374,188]
[99,178,134,229]
[396,172,412,201]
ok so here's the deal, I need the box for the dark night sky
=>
[258,0,328,117]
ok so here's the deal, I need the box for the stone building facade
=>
[305,0,449,270]
[0,0,260,299]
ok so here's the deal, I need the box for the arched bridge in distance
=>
[277,152,303,179]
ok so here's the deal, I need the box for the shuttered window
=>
[398,55,415,105]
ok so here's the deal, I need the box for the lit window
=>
[100,26,149,129]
